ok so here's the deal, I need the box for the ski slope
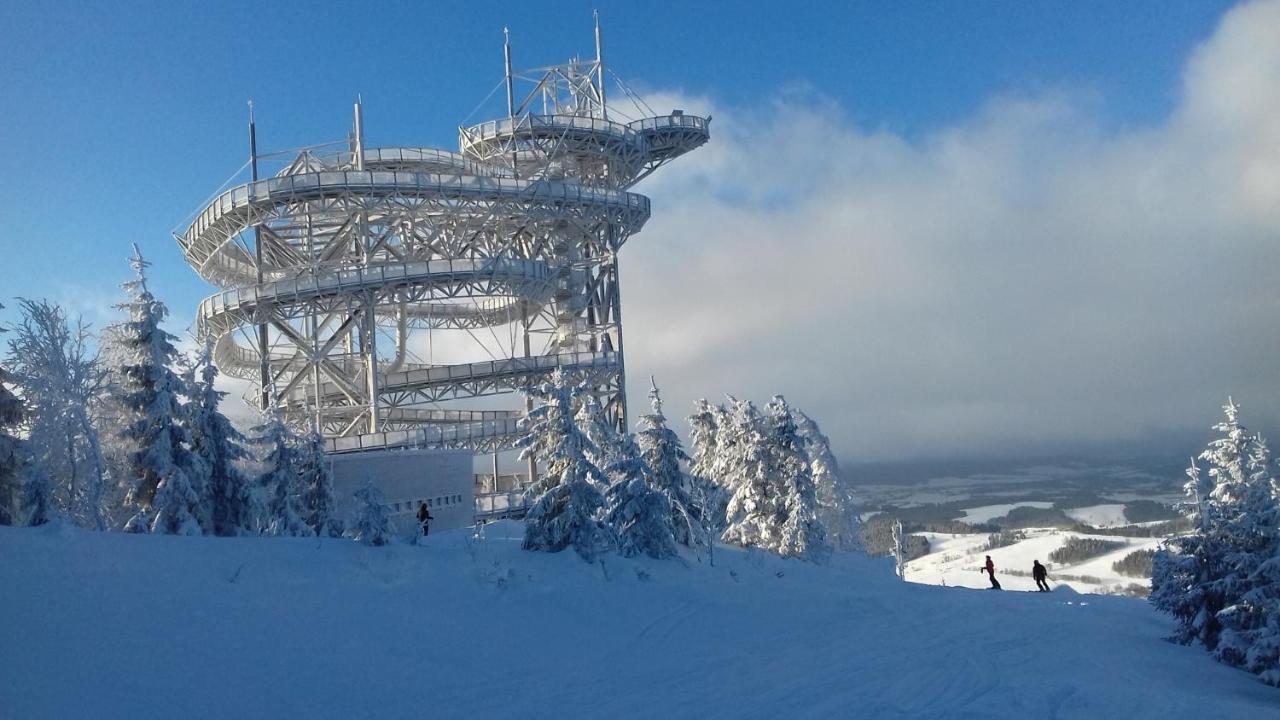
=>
[907,528,1161,596]
[1,522,1275,719]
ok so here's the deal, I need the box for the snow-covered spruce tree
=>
[1151,399,1279,673]
[0,311,26,525]
[687,398,729,529]
[575,393,627,484]
[252,409,312,537]
[603,432,679,559]
[796,409,862,552]
[350,477,394,546]
[184,342,253,536]
[763,395,829,561]
[636,378,695,547]
[5,298,110,529]
[892,520,907,579]
[517,369,613,561]
[1212,431,1280,675]
[299,429,342,538]
[114,246,208,535]
[718,397,778,551]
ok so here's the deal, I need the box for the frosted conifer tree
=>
[719,397,778,550]
[114,246,207,535]
[576,393,626,483]
[5,298,109,529]
[1152,398,1280,684]
[350,477,393,546]
[764,396,829,561]
[185,342,253,536]
[0,315,26,525]
[892,520,907,579]
[253,410,312,537]
[517,369,613,561]
[796,410,861,551]
[299,429,342,537]
[687,398,729,529]
[604,433,679,559]
[636,378,695,547]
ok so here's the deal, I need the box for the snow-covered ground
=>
[907,528,1161,596]
[1,522,1275,718]
[1064,504,1129,528]
[958,501,1053,524]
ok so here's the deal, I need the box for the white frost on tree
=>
[299,429,342,538]
[253,410,312,538]
[764,396,829,561]
[719,397,778,551]
[518,369,613,561]
[687,398,729,531]
[4,298,110,529]
[114,247,207,536]
[797,410,862,552]
[184,342,253,537]
[1152,398,1280,685]
[350,477,394,546]
[603,432,679,560]
[575,393,627,485]
[636,378,695,547]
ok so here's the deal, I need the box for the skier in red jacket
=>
[982,555,1002,590]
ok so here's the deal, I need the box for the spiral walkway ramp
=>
[176,32,708,457]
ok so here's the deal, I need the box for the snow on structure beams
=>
[175,21,708,484]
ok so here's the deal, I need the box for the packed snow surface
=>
[2,522,1275,719]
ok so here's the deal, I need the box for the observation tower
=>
[175,20,709,484]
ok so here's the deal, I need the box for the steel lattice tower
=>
[176,20,708,464]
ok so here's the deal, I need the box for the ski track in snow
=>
[0,522,1275,719]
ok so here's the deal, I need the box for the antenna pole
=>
[353,97,365,171]
[249,101,271,412]
[504,28,518,177]
[594,10,607,120]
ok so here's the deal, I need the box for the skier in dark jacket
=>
[1032,560,1050,592]
[416,502,433,536]
[982,555,1001,589]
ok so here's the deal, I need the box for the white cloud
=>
[619,0,1280,461]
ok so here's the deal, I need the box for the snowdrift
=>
[1,522,1275,719]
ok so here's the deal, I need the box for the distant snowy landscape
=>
[2,521,1277,719]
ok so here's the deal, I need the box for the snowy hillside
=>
[1,523,1275,719]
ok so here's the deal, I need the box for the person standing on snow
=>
[416,501,433,537]
[1032,560,1050,592]
[982,555,1001,589]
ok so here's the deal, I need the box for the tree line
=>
[0,247,342,539]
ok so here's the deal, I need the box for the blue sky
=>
[0,1,1233,321]
[2,0,1273,460]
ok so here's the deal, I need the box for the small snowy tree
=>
[350,477,394,546]
[636,378,695,547]
[5,298,110,529]
[114,246,207,535]
[601,430,678,560]
[518,369,613,561]
[184,342,253,536]
[797,410,862,552]
[299,429,342,538]
[253,409,312,537]
[892,520,907,579]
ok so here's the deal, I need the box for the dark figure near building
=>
[1032,560,1050,592]
[983,555,1002,590]
[417,502,433,536]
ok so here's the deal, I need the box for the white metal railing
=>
[182,169,651,255]
[475,491,530,518]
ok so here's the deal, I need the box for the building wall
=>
[330,449,474,537]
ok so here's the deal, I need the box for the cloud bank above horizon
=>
[619,0,1280,462]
